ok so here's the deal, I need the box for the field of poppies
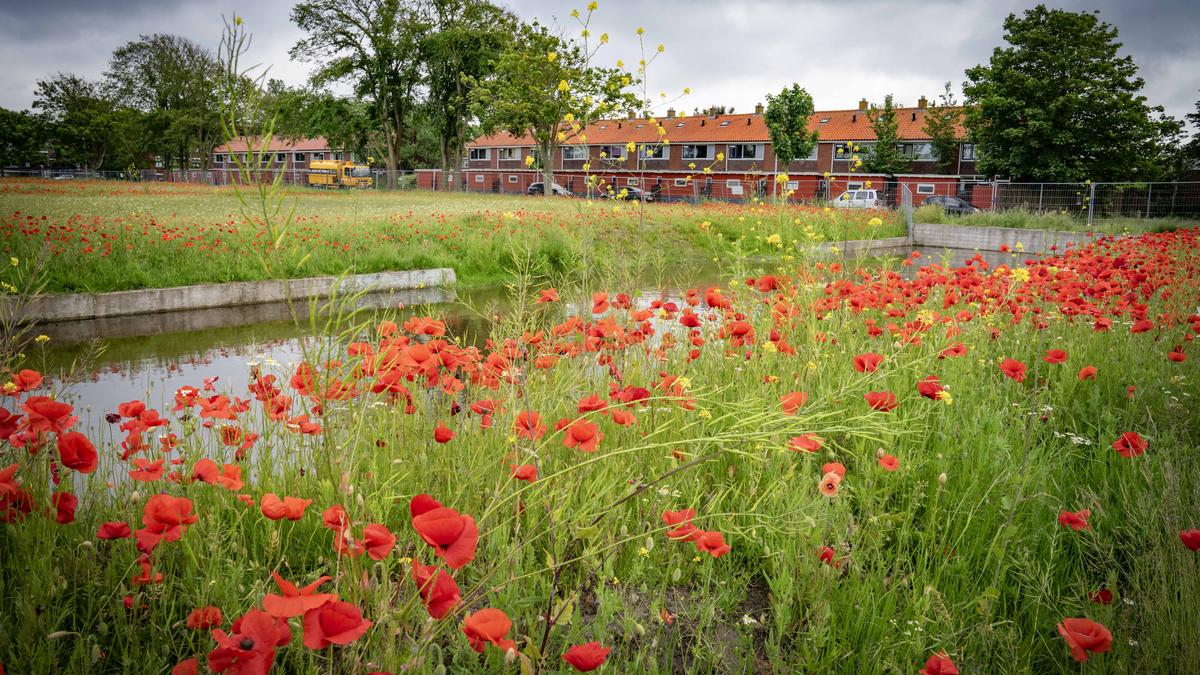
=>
[2,176,1200,673]
[0,178,899,295]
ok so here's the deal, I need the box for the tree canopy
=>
[922,82,962,175]
[963,5,1180,181]
[764,84,819,166]
[864,95,911,177]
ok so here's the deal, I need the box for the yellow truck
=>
[307,159,373,189]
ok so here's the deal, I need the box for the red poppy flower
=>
[9,368,43,393]
[322,504,351,532]
[57,432,98,474]
[1180,528,1200,551]
[412,560,461,619]
[562,642,612,671]
[920,651,958,675]
[0,463,17,501]
[822,462,846,478]
[362,523,396,560]
[173,658,199,675]
[863,391,898,412]
[662,509,702,542]
[410,494,479,569]
[97,521,132,540]
[939,343,967,359]
[1056,617,1112,663]
[187,606,223,630]
[433,421,455,444]
[260,494,313,521]
[510,464,538,482]
[118,400,146,418]
[817,545,840,568]
[563,419,604,452]
[1111,432,1147,458]
[1077,365,1098,381]
[129,458,165,482]
[462,608,514,653]
[1167,349,1187,362]
[1000,358,1027,382]
[1043,349,1068,364]
[538,288,559,303]
[136,494,198,552]
[1090,588,1113,605]
[1058,509,1091,531]
[789,434,823,453]
[819,471,842,498]
[52,491,77,524]
[262,572,336,618]
[514,410,547,440]
[21,396,77,433]
[916,376,944,399]
[302,600,372,649]
[853,352,884,373]
[878,454,900,471]
[208,608,292,675]
[694,530,731,558]
[591,292,609,314]
[1131,319,1154,333]
[780,391,808,414]
[610,409,636,426]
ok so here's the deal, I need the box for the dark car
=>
[597,185,655,202]
[923,195,979,215]
[527,182,573,197]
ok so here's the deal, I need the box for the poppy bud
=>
[938,473,948,485]
[875,447,885,459]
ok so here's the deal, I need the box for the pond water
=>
[32,246,1029,444]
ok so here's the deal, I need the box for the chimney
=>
[754,102,764,115]
[858,98,868,111]
[918,95,928,108]
[667,107,675,118]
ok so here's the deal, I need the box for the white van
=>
[832,189,879,208]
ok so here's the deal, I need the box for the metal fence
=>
[913,180,1200,224]
[0,167,420,191]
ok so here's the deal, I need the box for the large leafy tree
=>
[421,0,515,177]
[469,21,637,196]
[0,108,49,169]
[922,82,962,174]
[33,73,138,170]
[864,94,911,177]
[1183,92,1200,173]
[291,0,426,186]
[105,34,221,170]
[267,80,375,161]
[763,84,819,166]
[963,5,1180,181]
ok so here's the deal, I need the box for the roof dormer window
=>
[820,118,831,124]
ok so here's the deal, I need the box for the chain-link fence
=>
[0,167,421,191]
[943,180,1200,224]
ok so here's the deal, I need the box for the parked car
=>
[52,174,75,180]
[597,185,655,202]
[831,189,879,208]
[527,181,573,197]
[922,195,979,215]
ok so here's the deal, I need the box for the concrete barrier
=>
[811,236,911,258]
[18,268,456,324]
[912,223,1093,252]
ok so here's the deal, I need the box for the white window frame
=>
[803,146,819,161]
[681,144,710,160]
[674,178,689,187]
[469,148,489,161]
[474,174,484,183]
[293,152,305,162]
[726,144,760,160]
[214,154,225,163]
[627,178,639,186]
[640,144,669,160]
[725,179,741,188]
[846,181,864,191]
[917,184,935,195]
[562,145,586,161]
[786,180,799,190]
[312,152,325,161]
[498,148,518,160]
[600,145,625,159]
[508,175,518,183]
[276,152,287,162]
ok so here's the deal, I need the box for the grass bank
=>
[914,203,1193,233]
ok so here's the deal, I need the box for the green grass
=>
[1,193,1198,672]
[914,204,1195,234]
[0,179,902,294]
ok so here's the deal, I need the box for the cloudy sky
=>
[1,0,1196,125]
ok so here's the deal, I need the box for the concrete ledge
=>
[18,268,456,324]
[811,236,912,257]
[913,223,1093,252]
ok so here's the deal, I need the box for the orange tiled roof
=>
[470,107,966,148]
[213,136,334,153]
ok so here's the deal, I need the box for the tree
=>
[105,34,221,170]
[0,108,48,169]
[268,81,375,161]
[763,84,819,166]
[864,94,911,177]
[1183,92,1200,173]
[922,82,962,174]
[291,0,426,187]
[963,5,1180,181]
[33,73,138,170]
[421,0,515,177]
[470,21,637,197]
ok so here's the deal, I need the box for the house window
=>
[600,145,624,159]
[276,153,287,162]
[847,181,863,191]
[726,144,759,160]
[786,180,799,190]
[214,154,225,163]
[562,145,586,161]
[498,148,518,160]
[674,178,689,187]
[640,144,668,159]
[508,175,518,183]
[725,180,741,188]
[898,143,935,160]
[294,152,306,162]
[312,152,325,161]
[474,173,484,182]
[961,144,976,160]
[469,148,488,160]
[681,144,710,160]
[627,178,639,186]
[917,184,935,195]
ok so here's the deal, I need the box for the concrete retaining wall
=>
[812,236,911,257]
[912,223,1092,252]
[20,268,456,324]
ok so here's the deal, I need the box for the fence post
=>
[1038,184,1044,212]
[1086,183,1096,227]
[1145,184,1152,218]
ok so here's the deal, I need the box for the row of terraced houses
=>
[415,97,979,204]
